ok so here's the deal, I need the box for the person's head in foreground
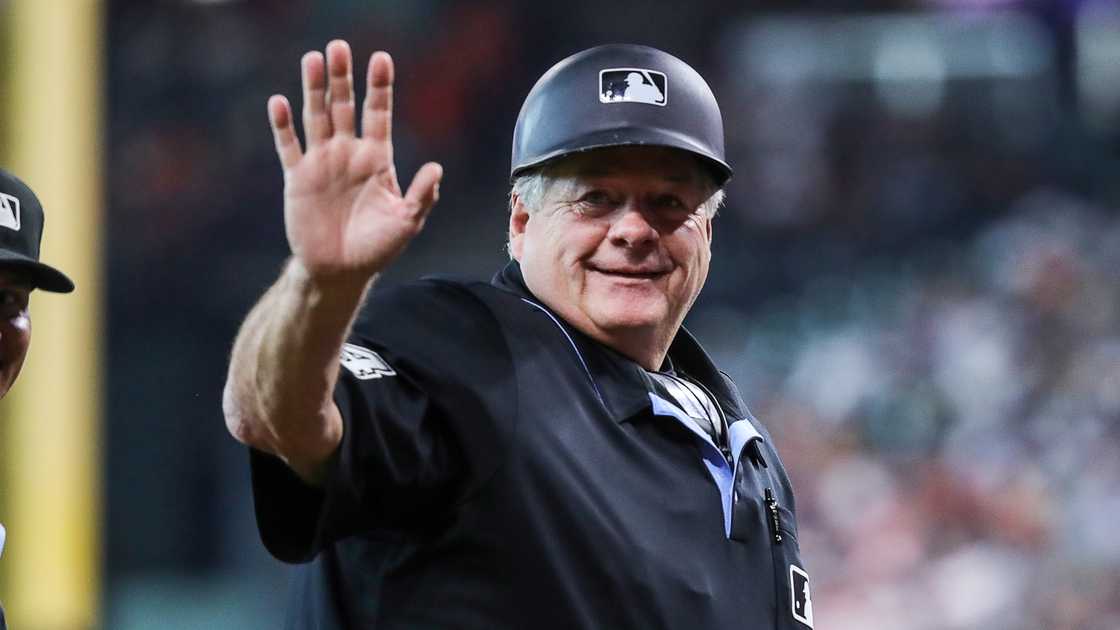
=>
[507,44,729,368]
[0,169,74,399]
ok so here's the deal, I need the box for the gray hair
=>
[508,167,726,219]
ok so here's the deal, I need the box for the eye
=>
[652,194,685,210]
[580,190,614,206]
[573,190,618,217]
[649,194,700,222]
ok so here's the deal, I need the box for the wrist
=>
[285,258,376,308]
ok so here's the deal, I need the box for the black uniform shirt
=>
[251,261,813,629]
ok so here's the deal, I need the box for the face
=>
[0,270,33,400]
[509,146,715,366]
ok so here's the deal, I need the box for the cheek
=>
[16,312,31,335]
[1,318,31,364]
[674,226,712,268]
[696,239,712,272]
[520,220,577,292]
[540,223,602,270]
[669,233,712,293]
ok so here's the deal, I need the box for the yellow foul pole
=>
[0,1,103,628]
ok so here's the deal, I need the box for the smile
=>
[588,265,669,280]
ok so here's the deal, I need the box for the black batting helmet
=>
[510,44,731,185]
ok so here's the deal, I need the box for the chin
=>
[592,302,670,332]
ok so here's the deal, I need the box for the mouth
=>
[587,264,670,280]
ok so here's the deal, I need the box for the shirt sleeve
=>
[250,278,515,563]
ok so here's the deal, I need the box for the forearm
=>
[224,258,373,482]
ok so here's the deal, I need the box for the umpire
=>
[224,41,813,629]
[0,168,75,630]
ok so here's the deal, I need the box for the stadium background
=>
[1,0,1118,627]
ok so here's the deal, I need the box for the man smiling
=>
[0,168,75,630]
[225,42,812,629]
[510,146,720,371]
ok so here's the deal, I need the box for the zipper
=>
[764,487,783,545]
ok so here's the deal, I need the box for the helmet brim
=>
[511,126,732,186]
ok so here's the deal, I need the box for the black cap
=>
[0,169,75,293]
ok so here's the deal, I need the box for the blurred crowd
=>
[694,190,1120,629]
[103,0,1118,627]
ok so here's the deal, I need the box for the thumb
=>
[403,162,443,218]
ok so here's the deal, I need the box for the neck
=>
[582,322,676,371]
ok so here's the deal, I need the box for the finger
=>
[361,51,394,146]
[325,40,356,136]
[403,162,443,219]
[301,51,331,145]
[268,95,303,169]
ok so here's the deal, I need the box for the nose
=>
[607,204,658,249]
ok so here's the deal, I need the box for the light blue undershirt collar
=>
[650,393,762,538]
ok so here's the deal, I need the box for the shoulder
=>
[349,276,516,384]
[354,276,498,336]
[354,274,538,340]
[358,275,490,317]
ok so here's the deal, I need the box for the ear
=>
[508,194,531,260]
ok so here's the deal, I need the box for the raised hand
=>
[268,40,443,286]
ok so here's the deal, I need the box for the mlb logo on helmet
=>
[599,68,667,106]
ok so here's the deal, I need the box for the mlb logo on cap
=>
[599,68,667,106]
[0,192,20,231]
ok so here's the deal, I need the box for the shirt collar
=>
[491,260,748,423]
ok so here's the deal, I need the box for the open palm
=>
[269,41,442,283]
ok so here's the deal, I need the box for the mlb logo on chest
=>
[790,564,813,627]
[0,192,21,231]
